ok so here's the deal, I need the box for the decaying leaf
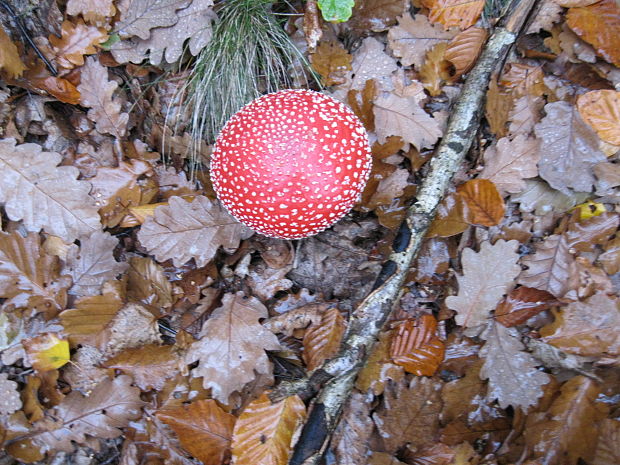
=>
[186,292,281,403]
[446,240,521,330]
[333,391,374,465]
[127,256,174,311]
[422,0,485,30]
[419,42,450,96]
[138,196,251,267]
[0,373,21,415]
[0,139,101,242]
[231,393,306,465]
[519,234,573,298]
[480,322,550,410]
[157,399,235,465]
[0,27,26,78]
[303,307,346,371]
[356,330,404,396]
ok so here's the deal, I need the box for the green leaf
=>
[318,0,355,22]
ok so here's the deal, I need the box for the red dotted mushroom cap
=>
[210,89,372,239]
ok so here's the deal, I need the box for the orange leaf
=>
[30,75,81,105]
[426,192,469,237]
[566,0,620,67]
[0,27,26,78]
[495,287,559,327]
[577,90,620,146]
[422,0,485,30]
[231,393,306,465]
[310,41,352,86]
[49,19,108,69]
[457,179,505,227]
[104,344,181,390]
[157,399,236,465]
[303,307,346,371]
[444,27,488,79]
[390,315,445,376]
[419,42,450,96]
[22,333,70,372]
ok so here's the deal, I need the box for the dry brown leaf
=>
[507,95,544,137]
[480,322,550,410]
[565,212,620,253]
[111,0,214,65]
[374,92,442,150]
[48,19,108,69]
[60,288,124,349]
[247,264,293,301]
[263,304,325,337]
[0,27,26,78]
[0,232,70,313]
[64,230,127,297]
[420,42,450,96]
[566,0,620,67]
[390,315,445,376]
[426,192,469,238]
[349,0,407,32]
[593,419,620,465]
[440,360,485,425]
[577,90,620,145]
[138,195,250,268]
[66,0,115,25]
[565,256,613,300]
[412,237,451,283]
[387,14,455,69]
[422,0,485,30]
[310,41,352,86]
[446,240,521,330]
[30,375,143,453]
[333,391,374,465]
[77,56,129,139]
[480,135,540,195]
[89,160,152,208]
[495,287,559,327]
[485,79,513,137]
[157,399,235,465]
[444,27,488,79]
[0,139,101,242]
[127,256,174,311]
[457,179,506,226]
[512,179,589,216]
[365,167,410,211]
[372,377,442,453]
[231,393,306,465]
[518,234,573,298]
[356,330,404,395]
[500,63,547,99]
[115,0,191,39]
[350,37,398,91]
[524,376,608,465]
[535,101,606,194]
[186,292,281,403]
[599,235,620,275]
[302,307,346,371]
[540,292,620,357]
[0,373,22,415]
[104,344,181,390]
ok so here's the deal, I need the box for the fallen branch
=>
[276,1,541,463]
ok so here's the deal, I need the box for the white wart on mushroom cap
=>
[210,89,372,239]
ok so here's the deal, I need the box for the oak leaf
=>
[422,0,485,30]
[374,92,442,150]
[104,344,181,390]
[310,41,352,86]
[512,179,589,216]
[0,373,21,415]
[66,0,115,25]
[350,37,398,91]
[138,195,251,267]
[231,393,305,465]
[446,240,521,330]
[157,399,235,465]
[48,19,108,69]
[77,56,129,139]
[480,322,550,410]
[507,95,544,136]
[115,0,191,39]
[577,90,620,145]
[480,135,541,194]
[387,14,455,69]
[186,292,281,403]
[30,375,144,453]
[302,307,346,371]
[535,101,606,194]
[566,0,620,67]
[0,139,101,242]
[390,314,445,376]
[518,234,573,298]
[457,179,505,226]
[64,230,128,297]
[0,27,26,78]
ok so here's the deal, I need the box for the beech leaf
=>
[422,0,485,30]
[302,307,346,371]
[518,234,573,298]
[457,179,506,226]
[577,89,620,145]
[390,314,445,376]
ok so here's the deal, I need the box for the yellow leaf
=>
[0,27,26,78]
[571,201,606,220]
[23,333,70,371]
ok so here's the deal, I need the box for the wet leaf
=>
[349,0,407,33]
[48,19,108,69]
[0,27,26,78]
[577,89,620,145]
[23,333,70,372]
[231,393,306,465]
[115,0,191,39]
[390,314,445,376]
[104,344,181,390]
[519,234,573,298]
[507,95,544,137]
[157,399,235,465]
[426,192,469,238]
[420,42,450,96]
[127,256,174,311]
[333,392,374,465]
[565,212,619,252]
[422,0,485,30]
[457,179,506,226]
[356,330,404,395]
[0,373,21,415]
[444,27,488,79]
[303,307,346,371]
[495,287,559,327]
[447,240,521,330]
[350,37,398,90]
[66,0,116,25]
[310,41,352,86]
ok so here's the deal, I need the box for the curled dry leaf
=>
[480,322,550,410]
[420,42,450,96]
[138,195,252,267]
[444,26,488,79]
[231,393,306,465]
[457,179,506,226]
[186,292,281,403]
[302,307,346,371]
[421,0,485,30]
[390,314,445,376]
[0,139,101,242]
[157,399,235,465]
[577,90,620,145]
[495,286,559,327]
[446,240,521,330]
[48,19,108,69]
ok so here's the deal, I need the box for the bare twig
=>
[275,1,540,463]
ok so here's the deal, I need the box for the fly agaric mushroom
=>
[210,89,372,239]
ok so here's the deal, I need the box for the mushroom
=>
[210,89,372,239]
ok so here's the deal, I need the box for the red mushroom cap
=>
[210,89,372,239]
